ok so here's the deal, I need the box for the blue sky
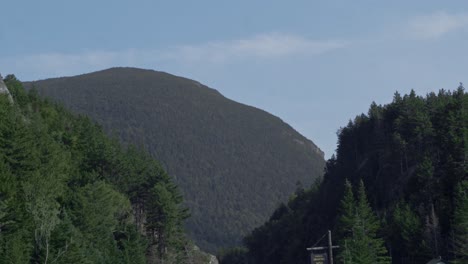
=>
[1,1,467,158]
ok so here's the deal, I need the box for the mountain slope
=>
[0,75,201,263]
[24,67,325,252]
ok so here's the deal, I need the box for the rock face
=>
[208,255,219,264]
[0,74,13,103]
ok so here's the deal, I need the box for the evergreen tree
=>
[338,180,390,264]
[0,75,193,263]
[338,180,357,264]
[146,182,183,262]
[452,180,468,263]
[239,86,466,263]
[390,201,428,263]
[338,180,356,236]
[424,203,441,258]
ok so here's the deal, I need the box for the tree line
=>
[219,86,467,263]
[0,75,208,263]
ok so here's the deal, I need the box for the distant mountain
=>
[24,67,325,252]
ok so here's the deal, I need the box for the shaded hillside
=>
[229,87,467,264]
[0,75,207,263]
[24,67,325,252]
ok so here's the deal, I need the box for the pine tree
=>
[339,180,357,264]
[424,203,441,258]
[146,182,181,262]
[391,201,428,262]
[0,75,191,263]
[338,180,391,264]
[452,180,468,263]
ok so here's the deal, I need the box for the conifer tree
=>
[0,75,192,263]
[391,201,429,262]
[452,180,468,263]
[338,180,356,264]
[338,180,390,264]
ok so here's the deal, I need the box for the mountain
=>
[230,87,467,264]
[24,67,325,252]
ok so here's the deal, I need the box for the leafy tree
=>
[0,229,32,264]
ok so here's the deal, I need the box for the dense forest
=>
[0,75,210,263]
[25,67,325,252]
[220,87,467,263]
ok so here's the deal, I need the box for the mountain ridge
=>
[23,67,325,252]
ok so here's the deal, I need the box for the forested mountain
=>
[220,87,467,263]
[0,75,210,263]
[24,67,326,252]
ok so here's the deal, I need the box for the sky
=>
[1,1,468,158]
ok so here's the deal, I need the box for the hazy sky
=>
[1,1,467,158]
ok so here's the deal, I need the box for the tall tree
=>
[390,201,429,263]
[338,180,390,264]
[452,180,468,263]
[0,74,195,263]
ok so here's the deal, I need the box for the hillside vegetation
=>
[25,67,326,252]
[0,75,208,263]
[221,87,467,263]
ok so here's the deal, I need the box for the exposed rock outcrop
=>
[0,74,13,103]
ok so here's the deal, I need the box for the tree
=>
[0,75,192,263]
[338,180,390,264]
[424,203,441,258]
[390,201,428,263]
[146,182,183,262]
[452,180,468,263]
[338,180,357,264]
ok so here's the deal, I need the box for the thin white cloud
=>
[1,33,346,80]
[163,33,347,63]
[407,11,468,39]
[2,49,148,80]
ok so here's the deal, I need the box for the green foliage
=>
[4,74,28,107]
[452,180,468,263]
[389,201,428,262]
[244,186,320,264]
[240,87,467,264]
[218,247,249,264]
[338,180,390,264]
[0,76,191,263]
[338,180,356,238]
[0,229,33,264]
[24,67,326,252]
[146,182,184,261]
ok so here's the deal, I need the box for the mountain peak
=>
[24,68,325,252]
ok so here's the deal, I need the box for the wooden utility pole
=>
[328,230,334,264]
[307,230,339,264]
